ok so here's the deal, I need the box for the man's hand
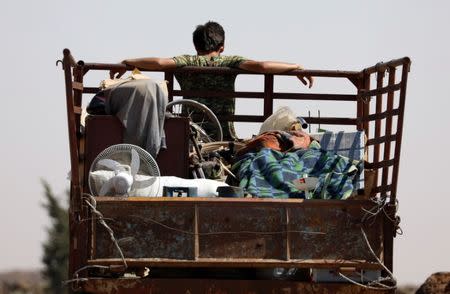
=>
[297,74,314,88]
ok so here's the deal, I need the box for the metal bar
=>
[73,65,84,143]
[380,60,409,277]
[390,60,410,203]
[87,258,383,269]
[382,67,397,191]
[366,134,397,146]
[62,49,86,282]
[73,106,82,114]
[80,62,361,78]
[172,90,263,99]
[263,74,274,118]
[365,159,395,170]
[194,204,199,260]
[93,197,376,208]
[219,114,358,125]
[348,75,362,89]
[373,70,385,168]
[83,88,358,102]
[285,207,291,261]
[77,61,129,71]
[357,109,400,123]
[82,278,395,294]
[68,186,82,282]
[72,81,84,91]
[62,49,79,186]
[96,196,266,203]
[358,83,402,98]
[63,48,77,67]
[356,75,364,131]
[83,87,100,94]
[274,92,357,101]
[219,115,265,122]
[73,64,91,285]
[173,90,358,101]
[363,74,371,140]
[164,71,174,102]
[382,201,398,274]
[363,57,410,75]
[305,117,357,125]
[371,185,393,195]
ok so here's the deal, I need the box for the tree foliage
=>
[41,180,69,294]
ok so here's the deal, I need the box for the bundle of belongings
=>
[87,69,168,158]
[228,107,365,200]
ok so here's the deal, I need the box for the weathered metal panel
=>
[82,278,395,294]
[91,198,382,267]
[93,203,194,259]
[288,206,382,261]
[198,205,286,259]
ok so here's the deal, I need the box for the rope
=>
[359,198,399,287]
[334,227,397,290]
[337,272,397,291]
[360,227,395,281]
[82,194,128,269]
[361,197,385,223]
[333,200,400,291]
[62,194,129,289]
[335,227,397,291]
[361,197,402,235]
[218,159,237,180]
[79,217,115,223]
[62,265,109,290]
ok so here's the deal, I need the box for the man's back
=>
[173,54,247,140]
[109,21,313,140]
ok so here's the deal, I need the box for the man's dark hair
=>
[193,21,225,53]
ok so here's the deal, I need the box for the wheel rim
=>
[166,99,223,142]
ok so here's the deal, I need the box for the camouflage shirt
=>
[173,54,247,140]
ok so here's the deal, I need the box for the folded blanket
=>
[104,79,168,158]
[237,130,311,156]
[232,141,363,199]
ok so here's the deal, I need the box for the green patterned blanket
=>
[232,141,363,199]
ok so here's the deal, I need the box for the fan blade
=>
[130,148,140,177]
[99,178,115,196]
[133,177,158,189]
[98,159,124,172]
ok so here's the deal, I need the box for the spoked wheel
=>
[166,99,223,142]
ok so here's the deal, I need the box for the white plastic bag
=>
[259,106,298,134]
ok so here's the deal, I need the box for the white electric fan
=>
[88,144,160,196]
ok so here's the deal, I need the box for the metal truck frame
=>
[60,49,410,293]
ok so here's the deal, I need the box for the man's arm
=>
[110,57,176,78]
[238,60,314,88]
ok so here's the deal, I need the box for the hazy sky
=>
[1,0,449,286]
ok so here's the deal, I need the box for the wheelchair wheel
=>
[166,99,223,142]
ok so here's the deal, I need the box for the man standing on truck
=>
[110,21,313,140]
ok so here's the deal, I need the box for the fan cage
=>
[88,144,160,196]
